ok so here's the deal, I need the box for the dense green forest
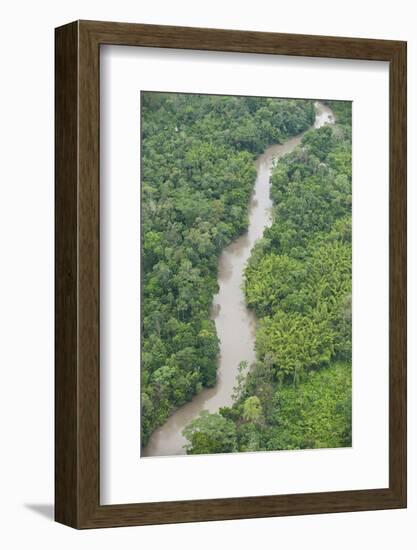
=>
[141,92,316,446]
[183,101,352,454]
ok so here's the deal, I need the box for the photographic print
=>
[140,92,352,458]
[56,21,406,527]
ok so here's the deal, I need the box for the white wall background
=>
[0,0,415,547]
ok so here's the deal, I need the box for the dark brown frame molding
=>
[55,20,407,528]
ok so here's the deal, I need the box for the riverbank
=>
[142,101,334,457]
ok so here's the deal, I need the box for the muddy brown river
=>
[142,101,334,457]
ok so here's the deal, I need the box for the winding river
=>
[142,101,335,457]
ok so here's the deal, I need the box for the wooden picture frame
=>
[55,20,407,528]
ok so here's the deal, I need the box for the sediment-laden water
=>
[142,101,334,457]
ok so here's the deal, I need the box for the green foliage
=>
[302,125,334,161]
[265,362,352,450]
[183,410,238,454]
[245,254,303,316]
[242,396,263,423]
[186,360,351,454]
[184,102,352,455]
[256,309,335,379]
[254,362,351,451]
[326,100,352,126]
[245,112,352,382]
[141,92,315,446]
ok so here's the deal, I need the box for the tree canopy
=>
[141,92,315,446]
[183,100,352,455]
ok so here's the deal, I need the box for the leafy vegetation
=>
[141,92,315,446]
[183,100,352,454]
[183,411,238,455]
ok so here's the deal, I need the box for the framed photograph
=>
[55,20,406,528]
